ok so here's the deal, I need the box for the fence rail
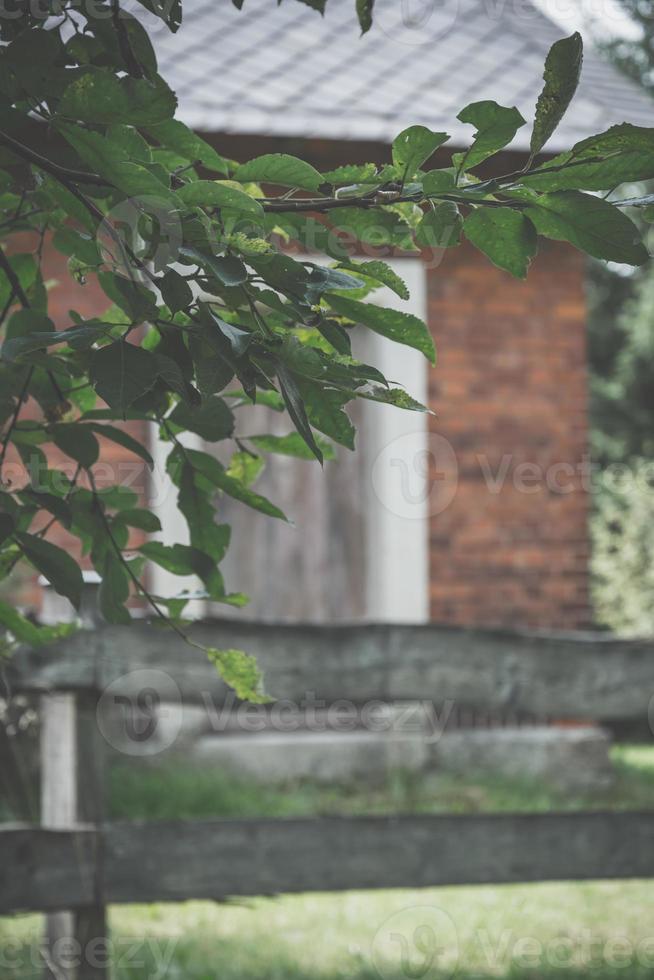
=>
[6,618,654,719]
[2,618,654,979]
[3,810,654,916]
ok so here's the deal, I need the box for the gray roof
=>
[154,0,653,152]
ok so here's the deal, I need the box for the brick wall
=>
[426,239,590,630]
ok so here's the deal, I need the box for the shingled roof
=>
[154,0,653,152]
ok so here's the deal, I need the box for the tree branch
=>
[0,129,105,186]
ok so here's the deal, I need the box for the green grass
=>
[106,743,654,822]
[3,881,654,979]
[3,746,654,979]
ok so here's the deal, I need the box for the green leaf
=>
[422,170,457,195]
[177,180,264,218]
[0,599,78,647]
[276,363,324,464]
[185,448,289,521]
[454,101,525,172]
[90,342,160,415]
[169,396,235,442]
[206,647,270,703]
[169,456,233,566]
[523,191,649,266]
[356,0,374,33]
[50,423,100,468]
[18,489,72,528]
[145,119,230,175]
[522,124,654,192]
[415,202,463,249]
[139,541,222,583]
[392,126,449,179]
[323,163,378,184]
[463,208,538,279]
[99,552,131,625]
[114,508,161,532]
[85,423,154,470]
[326,293,435,362]
[4,309,54,344]
[97,272,158,322]
[234,154,324,191]
[58,68,176,125]
[327,207,415,251]
[335,260,409,299]
[159,269,193,314]
[52,227,101,267]
[361,386,430,411]
[250,432,336,460]
[530,32,583,157]
[226,451,265,487]
[2,324,110,360]
[297,381,355,450]
[0,513,15,547]
[16,532,84,609]
[204,255,249,287]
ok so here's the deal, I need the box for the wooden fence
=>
[2,619,654,979]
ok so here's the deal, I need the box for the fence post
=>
[40,577,108,980]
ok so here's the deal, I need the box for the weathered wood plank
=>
[104,812,654,902]
[0,826,98,913]
[3,812,654,914]
[7,620,654,721]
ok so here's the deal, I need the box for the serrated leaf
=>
[335,260,409,299]
[361,386,430,411]
[16,532,84,608]
[328,207,415,251]
[464,207,538,279]
[523,190,648,266]
[530,32,583,157]
[326,293,435,363]
[234,154,324,191]
[206,647,270,703]
[392,126,449,180]
[323,163,378,184]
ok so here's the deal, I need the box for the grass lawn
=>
[2,745,654,979]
